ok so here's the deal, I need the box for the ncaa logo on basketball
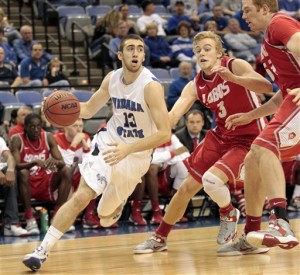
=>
[61,102,78,110]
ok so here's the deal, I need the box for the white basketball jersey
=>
[98,67,158,157]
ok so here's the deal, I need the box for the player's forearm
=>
[232,75,273,94]
[129,130,171,154]
[248,92,281,119]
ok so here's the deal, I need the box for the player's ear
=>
[117,51,122,61]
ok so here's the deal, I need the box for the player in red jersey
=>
[10,113,72,235]
[133,30,273,254]
[219,0,300,255]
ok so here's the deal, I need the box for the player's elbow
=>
[160,128,172,144]
[263,81,273,94]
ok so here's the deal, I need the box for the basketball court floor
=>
[0,213,299,274]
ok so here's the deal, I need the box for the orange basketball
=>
[43,90,80,127]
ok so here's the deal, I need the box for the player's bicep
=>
[231,59,259,78]
[144,81,170,132]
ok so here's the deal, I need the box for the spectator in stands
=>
[278,0,300,21]
[0,7,21,45]
[166,1,200,35]
[223,18,260,63]
[119,4,139,34]
[0,28,17,68]
[54,119,101,228]
[166,61,194,110]
[44,57,70,89]
[0,136,28,236]
[0,46,22,89]
[144,23,179,68]
[13,25,52,63]
[170,0,199,21]
[205,5,229,35]
[19,43,49,88]
[10,113,72,235]
[130,134,189,225]
[137,0,167,37]
[8,106,32,138]
[171,21,195,64]
[221,0,242,16]
[175,109,206,154]
[197,0,215,14]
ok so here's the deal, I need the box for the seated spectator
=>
[144,23,179,68]
[44,57,70,89]
[13,25,52,63]
[205,5,229,36]
[171,21,195,64]
[221,0,242,17]
[175,109,206,154]
[137,0,167,37]
[223,18,260,63]
[129,134,190,225]
[0,7,21,45]
[166,1,200,35]
[0,136,28,236]
[0,27,17,68]
[19,43,48,88]
[167,61,194,110]
[10,114,72,235]
[0,46,22,89]
[278,0,300,21]
[54,119,101,228]
[8,106,33,138]
[119,4,139,34]
[170,0,199,21]
[197,0,215,14]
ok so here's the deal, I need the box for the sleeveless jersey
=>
[261,13,300,98]
[19,131,52,183]
[105,67,158,154]
[194,56,266,138]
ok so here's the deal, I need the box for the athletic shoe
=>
[26,219,40,235]
[129,207,147,226]
[150,208,163,225]
[246,218,299,249]
[217,208,240,245]
[66,225,75,232]
[217,234,270,256]
[133,234,167,254]
[4,224,28,237]
[83,214,101,229]
[288,197,300,212]
[100,201,125,227]
[23,246,48,271]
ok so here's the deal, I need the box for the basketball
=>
[43,90,81,127]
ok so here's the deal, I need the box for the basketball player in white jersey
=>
[22,34,171,271]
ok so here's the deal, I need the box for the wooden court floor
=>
[0,219,299,275]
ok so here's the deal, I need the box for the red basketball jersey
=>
[194,56,266,138]
[261,13,300,97]
[19,131,52,184]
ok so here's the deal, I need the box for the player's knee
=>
[202,171,224,194]
[177,176,201,199]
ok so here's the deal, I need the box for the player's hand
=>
[288,88,300,106]
[102,142,131,166]
[71,133,86,147]
[44,158,59,171]
[225,112,253,130]
[210,65,235,82]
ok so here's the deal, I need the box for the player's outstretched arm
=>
[79,72,111,119]
[212,59,273,94]
[169,81,197,128]
[226,90,283,130]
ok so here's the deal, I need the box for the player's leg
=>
[133,173,202,254]
[217,148,269,256]
[246,145,299,249]
[22,178,97,271]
